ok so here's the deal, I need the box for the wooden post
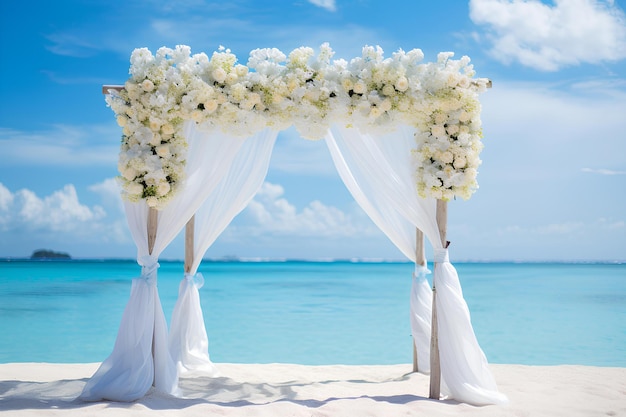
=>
[184,215,195,274]
[147,207,158,255]
[429,199,448,400]
[413,228,426,373]
[147,206,159,387]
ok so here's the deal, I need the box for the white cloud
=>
[233,182,377,238]
[0,180,128,241]
[582,168,626,175]
[0,124,119,167]
[88,178,124,213]
[308,0,337,12]
[45,32,99,57]
[0,183,13,212]
[0,183,105,232]
[469,0,626,71]
[497,218,624,236]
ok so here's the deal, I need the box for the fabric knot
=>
[184,272,205,289]
[434,248,449,263]
[413,264,431,281]
[138,255,159,285]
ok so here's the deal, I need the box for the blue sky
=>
[0,0,625,261]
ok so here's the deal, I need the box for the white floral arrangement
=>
[106,44,489,208]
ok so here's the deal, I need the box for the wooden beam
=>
[429,199,448,400]
[102,85,124,95]
[147,207,158,255]
[184,215,195,274]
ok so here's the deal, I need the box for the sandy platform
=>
[1,362,625,416]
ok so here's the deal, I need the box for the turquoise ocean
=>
[0,260,624,367]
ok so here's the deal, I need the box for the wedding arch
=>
[81,43,507,406]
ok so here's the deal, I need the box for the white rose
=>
[157,181,171,196]
[191,110,203,123]
[458,111,471,123]
[382,84,395,96]
[457,132,471,145]
[149,119,161,131]
[235,64,249,77]
[249,92,261,105]
[126,182,144,196]
[395,76,409,92]
[369,106,382,119]
[225,73,238,85]
[161,123,175,135]
[141,79,154,92]
[447,74,459,88]
[353,81,366,95]
[446,124,459,136]
[204,100,218,113]
[212,68,227,83]
[431,125,446,138]
[156,144,170,158]
[342,78,354,92]
[122,167,137,181]
[453,156,467,169]
[440,151,454,164]
[240,99,255,111]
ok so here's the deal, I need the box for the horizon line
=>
[0,256,624,265]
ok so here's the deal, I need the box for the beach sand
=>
[1,362,625,416]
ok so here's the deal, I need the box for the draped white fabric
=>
[80,121,252,401]
[410,265,433,374]
[325,124,507,405]
[169,128,278,375]
[433,249,508,405]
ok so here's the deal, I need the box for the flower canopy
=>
[106,44,490,209]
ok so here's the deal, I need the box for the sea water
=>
[0,260,624,367]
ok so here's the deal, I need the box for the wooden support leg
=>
[184,215,195,274]
[146,206,159,386]
[413,228,426,373]
[147,207,158,255]
[429,199,447,400]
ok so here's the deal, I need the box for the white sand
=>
[1,362,625,416]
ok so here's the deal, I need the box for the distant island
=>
[31,249,71,259]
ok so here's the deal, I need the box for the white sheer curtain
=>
[169,128,278,375]
[325,124,433,375]
[325,124,507,405]
[80,121,252,402]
